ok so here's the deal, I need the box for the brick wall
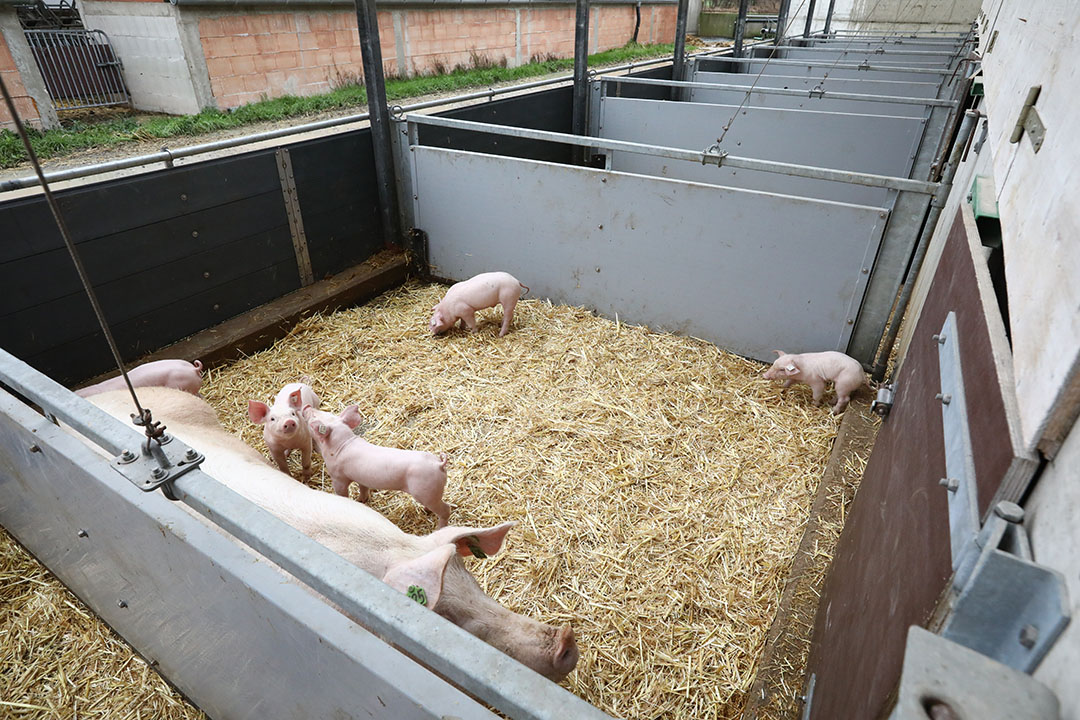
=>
[196,4,678,110]
[0,31,41,131]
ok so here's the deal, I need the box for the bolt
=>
[77,529,88,538]
[861,267,869,274]
[120,450,136,463]
[213,304,220,311]
[151,467,168,480]
[203,271,210,279]
[879,211,888,218]
[939,477,959,492]
[192,230,199,238]
[932,334,946,344]
[29,444,41,453]
[117,599,128,608]
[994,501,1024,523]
[846,319,854,325]
[185,448,199,461]
[595,267,601,273]
[936,393,952,404]
[598,224,604,230]
[1019,624,1039,649]
[180,193,187,201]
[601,177,607,183]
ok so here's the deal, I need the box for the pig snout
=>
[281,418,297,434]
[549,625,579,682]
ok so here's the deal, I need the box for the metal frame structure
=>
[23,28,130,110]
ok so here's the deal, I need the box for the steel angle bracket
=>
[934,311,980,571]
[892,627,1060,719]
[113,434,204,501]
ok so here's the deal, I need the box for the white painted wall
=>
[977,0,1080,454]
[785,0,978,37]
[1024,418,1080,719]
[80,1,202,115]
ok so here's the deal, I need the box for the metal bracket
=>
[892,627,1059,719]
[701,143,728,166]
[113,434,204,501]
[935,312,980,571]
[276,148,315,287]
[1009,85,1046,153]
[871,384,894,418]
[808,85,825,99]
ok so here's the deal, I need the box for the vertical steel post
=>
[672,0,690,83]
[354,0,401,247]
[823,0,838,35]
[802,0,818,38]
[775,0,792,41]
[733,0,751,57]
[572,0,590,141]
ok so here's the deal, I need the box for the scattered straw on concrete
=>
[0,528,206,720]
[0,280,845,719]
[200,281,843,720]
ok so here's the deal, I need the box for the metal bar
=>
[766,45,965,58]
[823,0,837,35]
[775,0,791,40]
[275,148,315,286]
[672,0,689,82]
[1,46,738,194]
[703,56,952,75]
[733,0,750,58]
[802,0,818,38]
[572,0,589,139]
[872,109,979,381]
[601,75,958,106]
[407,113,939,195]
[0,349,613,720]
[354,0,401,248]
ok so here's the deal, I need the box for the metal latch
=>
[871,384,894,418]
[1009,85,1046,153]
[113,433,204,501]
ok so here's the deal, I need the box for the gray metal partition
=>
[690,57,951,88]
[690,71,941,99]
[411,144,889,361]
[597,97,922,205]
[765,47,960,67]
[0,352,612,720]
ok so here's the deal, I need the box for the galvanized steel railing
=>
[24,28,130,111]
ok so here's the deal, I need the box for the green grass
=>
[0,41,674,170]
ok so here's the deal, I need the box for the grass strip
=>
[0,42,674,169]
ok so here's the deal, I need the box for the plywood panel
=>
[804,205,1035,719]
[978,1,1080,453]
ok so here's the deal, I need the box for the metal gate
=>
[24,28,130,111]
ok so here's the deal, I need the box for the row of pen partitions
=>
[406,32,972,370]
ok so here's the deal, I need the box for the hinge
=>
[1009,85,1046,153]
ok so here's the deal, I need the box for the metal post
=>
[733,0,751,58]
[672,0,690,82]
[572,0,590,141]
[775,0,792,41]
[872,110,980,382]
[354,0,401,247]
[823,0,838,35]
[802,0,818,38]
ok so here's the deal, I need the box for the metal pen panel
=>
[23,29,130,110]
[695,57,949,85]
[598,97,922,206]
[0,390,497,720]
[414,146,889,362]
[688,83,929,117]
[691,70,941,98]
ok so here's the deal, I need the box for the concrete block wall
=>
[80,0,209,115]
[0,7,57,130]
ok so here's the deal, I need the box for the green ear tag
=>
[464,536,488,559]
[406,585,428,607]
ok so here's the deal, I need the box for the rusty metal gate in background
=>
[24,28,130,111]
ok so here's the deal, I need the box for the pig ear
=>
[340,405,363,429]
[773,349,785,358]
[288,388,303,409]
[301,404,313,419]
[381,544,456,609]
[248,400,270,424]
[428,521,517,559]
[785,361,800,375]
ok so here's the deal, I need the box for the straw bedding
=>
[2,280,848,719]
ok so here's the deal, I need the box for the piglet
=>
[303,404,451,528]
[763,350,866,415]
[430,271,528,337]
[76,359,204,398]
[249,382,321,479]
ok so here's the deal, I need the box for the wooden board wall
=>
[803,204,1035,720]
